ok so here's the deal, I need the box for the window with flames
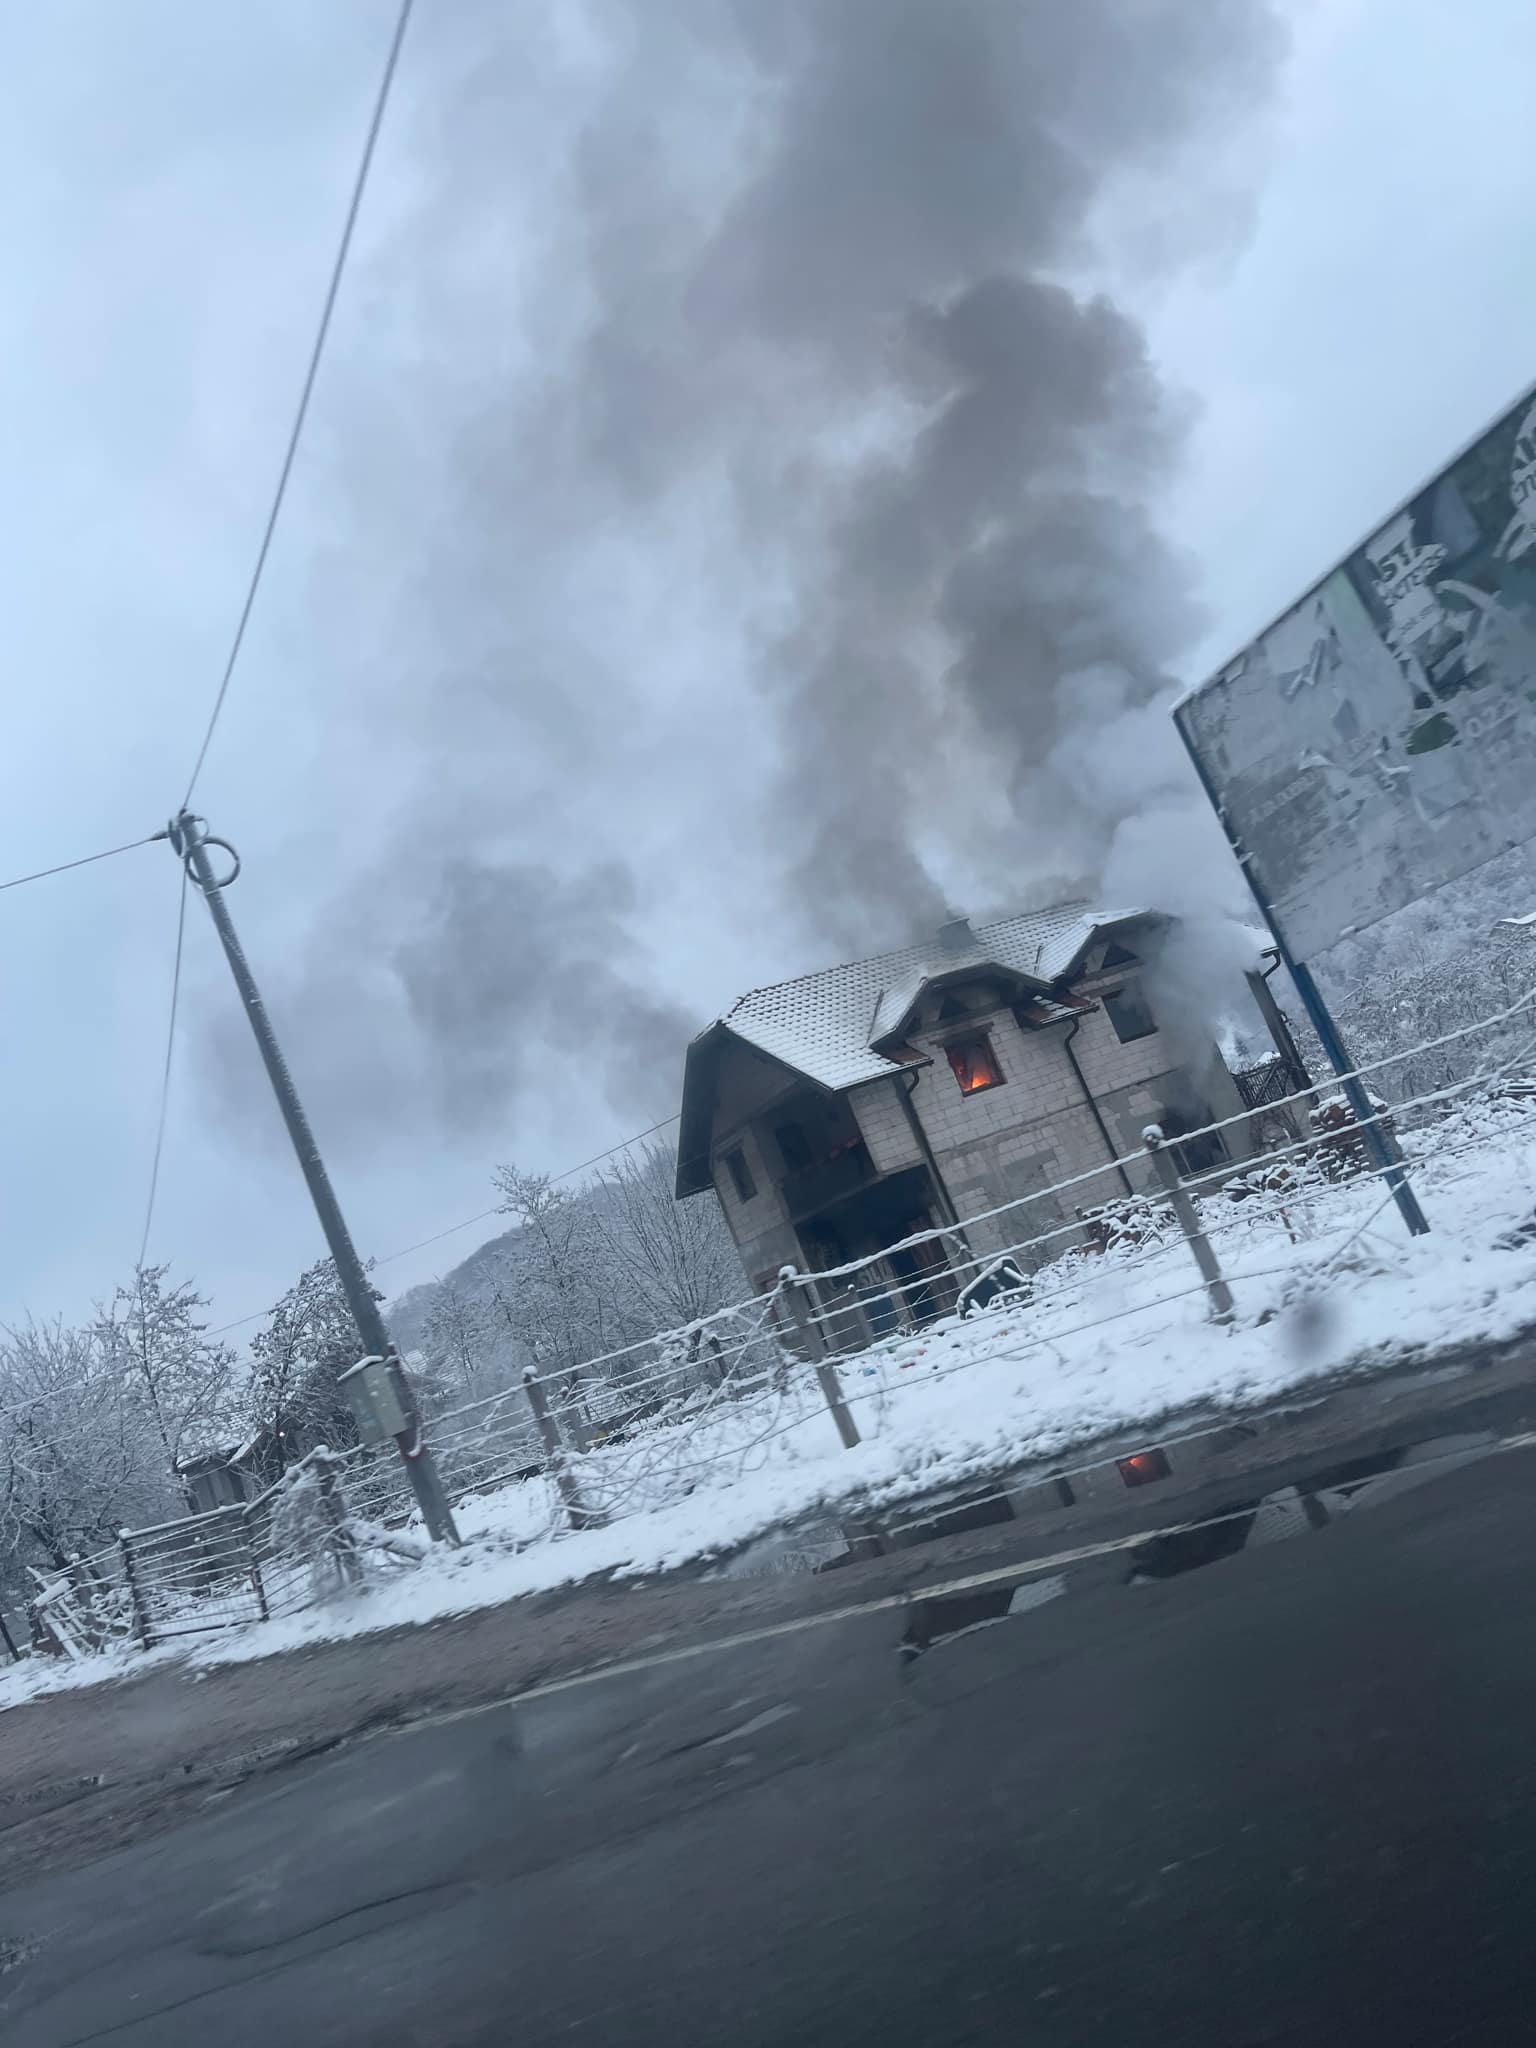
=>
[945,1034,1004,1096]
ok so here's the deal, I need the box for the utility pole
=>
[167,811,459,1545]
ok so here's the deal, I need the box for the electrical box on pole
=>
[339,1355,412,1446]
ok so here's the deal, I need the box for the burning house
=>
[675,905,1253,1323]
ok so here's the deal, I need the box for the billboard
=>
[1175,381,1536,963]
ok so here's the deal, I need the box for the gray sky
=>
[4,0,1535,1336]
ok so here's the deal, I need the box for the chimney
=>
[936,913,975,956]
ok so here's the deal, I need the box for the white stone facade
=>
[680,911,1253,1300]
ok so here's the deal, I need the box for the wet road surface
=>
[5,1421,1536,2045]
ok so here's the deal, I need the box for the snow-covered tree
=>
[1310,844,1536,1117]
[478,1148,748,1420]
[247,1259,380,1471]
[0,1317,174,1602]
[485,1168,643,1439]
[93,1265,240,1482]
[418,1280,500,1406]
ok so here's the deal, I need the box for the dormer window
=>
[1104,983,1156,1044]
[945,1034,1004,1096]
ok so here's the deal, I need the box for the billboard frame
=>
[1170,376,1536,1242]
[1174,722,1430,1235]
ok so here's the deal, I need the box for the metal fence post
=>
[312,1449,363,1586]
[118,1533,153,1650]
[523,1369,602,1531]
[558,1372,593,1454]
[69,1557,108,1653]
[781,1269,861,1449]
[1143,1125,1236,1326]
[242,1503,270,1623]
[703,1332,728,1390]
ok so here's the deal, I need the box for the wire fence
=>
[25,984,1536,1667]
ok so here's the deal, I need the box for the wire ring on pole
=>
[172,815,241,891]
[193,836,241,890]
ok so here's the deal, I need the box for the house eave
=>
[675,1022,736,1200]
[867,960,1052,1053]
[675,1023,854,1200]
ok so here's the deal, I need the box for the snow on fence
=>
[30,1449,351,1655]
[26,984,1536,1664]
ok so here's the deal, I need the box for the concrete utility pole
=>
[167,811,459,1545]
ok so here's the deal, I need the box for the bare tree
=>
[587,1141,739,1334]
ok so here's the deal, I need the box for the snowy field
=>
[9,1089,1536,1708]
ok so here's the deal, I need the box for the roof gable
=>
[721,902,1141,1087]
[676,902,1146,1193]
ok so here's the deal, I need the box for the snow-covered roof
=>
[676,903,1148,1196]
[716,902,1141,1092]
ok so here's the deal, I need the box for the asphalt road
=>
[6,1420,1536,2046]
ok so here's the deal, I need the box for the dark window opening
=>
[1161,1108,1228,1179]
[1101,941,1138,969]
[723,1146,756,1203]
[775,1120,814,1173]
[937,992,968,1021]
[1104,983,1156,1043]
[945,1034,1004,1096]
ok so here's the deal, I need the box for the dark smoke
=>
[210,0,1283,1151]
[200,855,691,1158]
[519,0,1282,947]
[393,858,692,1127]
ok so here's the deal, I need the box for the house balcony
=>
[780,1140,876,1224]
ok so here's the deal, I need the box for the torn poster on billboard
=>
[1176,382,1536,961]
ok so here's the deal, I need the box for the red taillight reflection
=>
[1117,1448,1171,1488]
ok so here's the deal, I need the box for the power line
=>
[371,1208,501,1270]
[207,1112,683,1335]
[364,1111,683,1269]
[0,1113,685,1418]
[0,831,167,895]
[548,1114,681,1192]
[180,0,416,808]
[135,865,191,1273]
[379,1111,682,1267]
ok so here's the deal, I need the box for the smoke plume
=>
[212,0,1284,1152]
[536,0,1281,938]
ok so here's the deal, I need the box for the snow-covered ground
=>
[9,1091,1536,1709]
